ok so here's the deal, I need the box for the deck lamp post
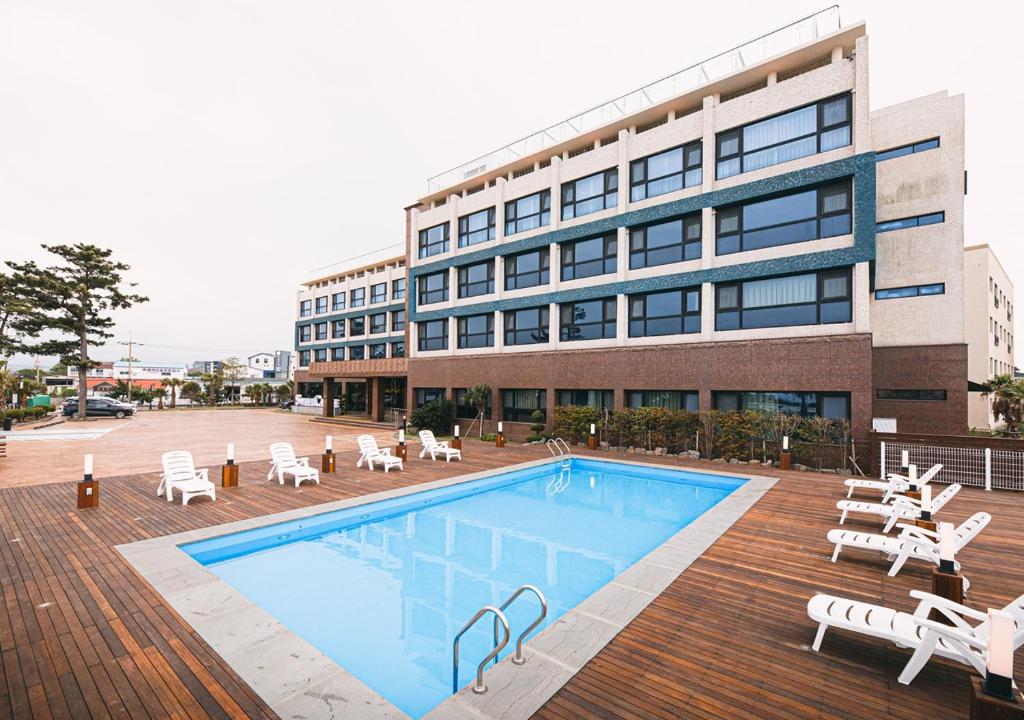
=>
[915,484,936,532]
[901,449,909,469]
[780,435,791,471]
[906,463,921,499]
[496,422,505,448]
[588,423,597,450]
[222,443,238,488]
[396,428,407,461]
[452,424,462,451]
[929,522,963,623]
[321,435,335,473]
[970,609,1022,716]
[77,454,98,509]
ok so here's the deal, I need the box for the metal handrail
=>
[493,585,548,665]
[453,605,510,695]
[546,437,571,457]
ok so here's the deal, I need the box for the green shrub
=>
[716,411,759,461]
[552,405,602,444]
[410,399,455,435]
[480,433,497,442]
[525,409,546,442]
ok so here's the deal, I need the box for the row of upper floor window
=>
[298,310,405,343]
[415,268,855,352]
[417,93,863,259]
[991,358,1015,378]
[991,316,1013,353]
[297,340,405,367]
[299,278,406,318]
[990,276,1013,320]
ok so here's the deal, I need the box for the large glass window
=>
[630,141,702,201]
[369,313,386,334]
[332,319,346,338]
[331,347,345,361]
[314,348,327,362]
[458,260,495,298]
[417,319,448,351]
[369,343,387,359]
[561,169,618,220]
[876,212,944,233]
[561,234,616,281]
[391,340,405,358]
[504,248,550,290]
[716,180,851,255]
[504,306,549,346]
[418,271,449,305]
[370,283,387,304]
[502,389,546,423]
[875,283,945,300]
[630,215,702,268]
[556,389,613,409]
[350,288,365,308]
[315,296,328,314]
[457,313,495,349]
[298,350,310,366]
[392,278,406,300]
[349,316,365,336]
[331,292,345,311]
[560,299,616,341]
[298,325,311,342]
[717,94,852,179]
[627,390,699,411]
[391,309,405,332]
[876,138,939,162]
[629,288,701,337]
[458,208,496,247]
[715,269,852,330]
[455,388,492,419]
[876,389,947,401]
[415,388,445,408]
[315,322,328,341]
[299,300,311,317]
[418,223,449,258]
[505,190,551,235]
[713,391,850,420]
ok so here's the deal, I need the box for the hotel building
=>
[964,244,1015,430]
[296,10,969,439]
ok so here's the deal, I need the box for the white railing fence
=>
[879,440,1024,492]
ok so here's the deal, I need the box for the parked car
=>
[61,397,136,419]
[279,400,295,410]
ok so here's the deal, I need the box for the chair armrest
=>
[909,590,988,624]
[297,457,309,467]
[380,448,393,456]
[197,468,209,481]
[913,617,988,650]
[896,523,939,540]
[890,495,922,509]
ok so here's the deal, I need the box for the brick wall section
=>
[871,344,968,435]
[409,333,876,439]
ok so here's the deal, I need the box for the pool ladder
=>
[452,584,548,695]
[546,437,571,458]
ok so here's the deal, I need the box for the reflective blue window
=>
[630,141,702,201]
[417,320,448,351]
[417,271,449,305]
[458,208,495,247]
[627,390,699,412]
[561,169,618,220]
[457,313,494,349]
[715,269,851,330]
[713,391,850,419]
[561,234,617,281]
[630,215,702,268]
[876,138,940,162]
[629,287,701,337]
[505,191,551,235]
[875,283,945,299]
[457,260,494,298]
[504,248,550,290]
[560,298,616,341]
[876,212,944,233]
[504,306,549,346]
[418,223,449,258]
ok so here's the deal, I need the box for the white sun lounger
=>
[157,451,216,505]
[808,590,1024,685]
[418,429,462,462]
[356,434,403,472]
[267,442,320,487]
[844,463,943,500]
[837,483,961,533]
[827,511,991,577]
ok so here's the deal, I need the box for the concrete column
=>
[700,284,715,342]
[371,377,385,422]
[853,36,870,153]
[323,377,335,418]
[616,127,629,213]
[616,294,629,348]
[549,156,562,231]
[549,242,561,292]
[494,176,507,243]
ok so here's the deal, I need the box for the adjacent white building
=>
[965,244,1015,429]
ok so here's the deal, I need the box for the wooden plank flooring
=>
[1,442,1022,719]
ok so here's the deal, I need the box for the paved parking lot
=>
[0,408,396,487]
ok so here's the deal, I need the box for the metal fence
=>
[880,440,1024,491]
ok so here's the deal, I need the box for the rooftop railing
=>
[425,6,841,194]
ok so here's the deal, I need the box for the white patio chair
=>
[837,483,961,533]
[844,463,943,500]
[356,434,403,472]
[267,442,320,487]
[808,590,1024,685]
[418,429,462,462]
[827,511,991,577]
[157,451,216,505]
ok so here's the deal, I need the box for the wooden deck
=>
[1,442,1022,719]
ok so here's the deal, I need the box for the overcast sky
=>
[2,0,1019,370]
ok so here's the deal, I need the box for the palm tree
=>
[161,377,182,409]
[464,384,491,438]
[180,380,201,404]
[982,374,1024,435]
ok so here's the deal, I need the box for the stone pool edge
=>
[115,457,774,720]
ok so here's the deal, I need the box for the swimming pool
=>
[181,457,745,718]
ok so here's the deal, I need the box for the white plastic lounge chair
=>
[157,451,216,505]
[837,483,961,533]
[267,442,320,487]
[844,463,943,500]
[827,511,991,577]
[356,434,403,472]
[418,429,462,462]
[808,590,1024,685]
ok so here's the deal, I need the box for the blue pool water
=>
[182,458,743,718]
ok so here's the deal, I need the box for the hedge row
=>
[1,407,49,422]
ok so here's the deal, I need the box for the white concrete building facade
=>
[965,244,1015,429]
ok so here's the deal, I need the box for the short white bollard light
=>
[222,442,238,487]
[77,454,98,509]
[496,421,505,448]
[321,434,335,473]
